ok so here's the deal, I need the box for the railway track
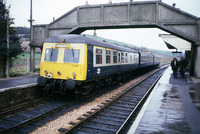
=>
[60,67,167,134]
[0,66,167,134]
[0,97,51,118]
[0,96,77,134]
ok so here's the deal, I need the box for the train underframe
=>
[38,65,158,97]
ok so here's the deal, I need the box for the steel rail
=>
[0,99,77,134]
[116,72,163,134]
[0,96,50,118]
[63,67,167,133]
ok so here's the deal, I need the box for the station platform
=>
[0,74,39,91]
[128,67,200,134]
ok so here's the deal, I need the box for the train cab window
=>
[64,49,80,63]
[113,51,117,63]
[45,49,59,62]
[96,49,102,64]
[106,50,111,64]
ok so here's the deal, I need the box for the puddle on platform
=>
[135,83,190,134]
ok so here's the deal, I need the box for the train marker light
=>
[57,71,61,75]
[44,70,48,74]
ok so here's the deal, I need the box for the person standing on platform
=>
[171,57,179,78]
[179,57,187,77]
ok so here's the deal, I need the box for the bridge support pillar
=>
[190,44,200,80]
[30,46,35,72]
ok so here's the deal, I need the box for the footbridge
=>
[31,1,200,79]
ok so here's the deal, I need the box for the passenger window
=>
[106,50,111,64]
[45,49,58,62]
[96,49,102,64]
[113,51,117,63]
[64,49,80,63]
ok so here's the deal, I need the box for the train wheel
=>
[43,84,55,96]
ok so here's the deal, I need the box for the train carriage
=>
[139,51,154,68]
[37,34,159,96]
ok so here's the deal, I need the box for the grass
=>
[10,52,41,77]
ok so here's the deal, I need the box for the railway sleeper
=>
[112,103,136,109]
[90,119,121,127]
[98,113,127,119]
[108,106,133,112]
[118,97,139,102]
[115,100,138,106]
[83,124,117,133]
[95,115,125,122]
[77,127,115,134]
[103,109,130,116]
[84,122,119,131]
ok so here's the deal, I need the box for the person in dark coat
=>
[171,57,179,78]
[179,57,187,77]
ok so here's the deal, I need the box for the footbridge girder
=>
[31,1,200,79]
[32,1,199,46]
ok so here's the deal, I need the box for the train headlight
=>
[73,72,76,76]
[47,72,53,79]
[73,72,76,79]
[57,71,61,75]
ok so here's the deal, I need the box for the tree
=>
[0,1,23,77]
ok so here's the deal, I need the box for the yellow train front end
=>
[37,39,87,96]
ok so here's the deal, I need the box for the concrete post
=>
[194,45,200,78]
[30,47,35,72]
[194,19,200,78]
[190,44,200,79]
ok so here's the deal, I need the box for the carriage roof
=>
[45,34,138,53]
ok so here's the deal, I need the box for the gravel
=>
[30,69,159,134]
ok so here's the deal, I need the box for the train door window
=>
[121,52,125,63]
[118,52,121,63]
[106,50,111,64]
[113,51,117,64]
[130,54,133,63]
[125,53,128,63]
[134,55,136,63]
[45,49,59,62]
[87,50,91,64]
[64,49,80,63]
[96,48,102,64]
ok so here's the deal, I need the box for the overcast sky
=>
[4,0,200,50]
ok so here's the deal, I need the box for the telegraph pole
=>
[29,0,35,72]
[29,0,33,42]
[6,10,10,78]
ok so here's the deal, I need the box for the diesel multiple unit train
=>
[37,34,160,96]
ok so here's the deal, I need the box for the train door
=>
[86,45,93,80]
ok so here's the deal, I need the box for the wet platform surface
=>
[128,67,200,134]
[0,74,39,90]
